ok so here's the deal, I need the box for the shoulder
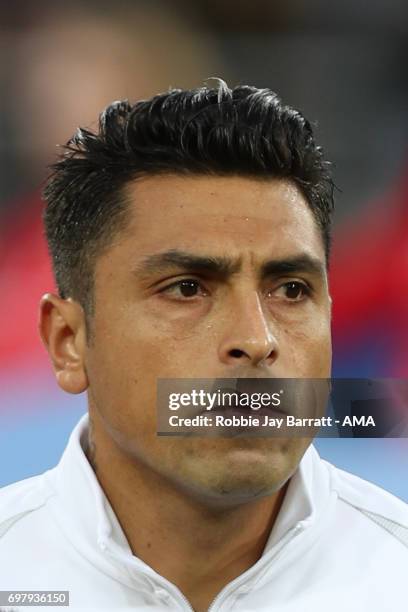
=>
[0,472,56,540]
[323,458,408,548]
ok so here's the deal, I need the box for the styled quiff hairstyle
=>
[43,80,335,318]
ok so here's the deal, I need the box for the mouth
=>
[199,401,289,425]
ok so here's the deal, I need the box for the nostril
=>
[230,349,245,358]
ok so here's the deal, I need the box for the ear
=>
[39,293,89,394]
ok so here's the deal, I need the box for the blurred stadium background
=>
[0,0,407,498]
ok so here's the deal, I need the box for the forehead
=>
[115,174,325,264]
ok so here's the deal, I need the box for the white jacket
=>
[0,413,407,611]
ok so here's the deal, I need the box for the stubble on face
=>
[84,174,332,506]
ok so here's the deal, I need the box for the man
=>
[0,83,407,611]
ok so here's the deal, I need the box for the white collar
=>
[45,413,331,573]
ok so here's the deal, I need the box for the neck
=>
[87,413,288,612]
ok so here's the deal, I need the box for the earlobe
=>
[39,293,89,394]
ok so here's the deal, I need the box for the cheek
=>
[282,316,332,376]
[111,300,214,377]
[86,310,191,432]
[87,348,157,449]
[136,298,217,358]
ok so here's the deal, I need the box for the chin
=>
[178,451,291,507]
[195,475,285,508]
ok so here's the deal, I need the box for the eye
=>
[270,281,311,302]
[159,278,208,300]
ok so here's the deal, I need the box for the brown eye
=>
[284,282,306,300]
[178,280,200,297]
[160,278,208,300]
[270,281,311,302]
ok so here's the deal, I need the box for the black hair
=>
[43,80,335,318]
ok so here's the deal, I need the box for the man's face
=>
[84,175,332,504]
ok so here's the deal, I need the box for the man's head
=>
[40,82,334,507]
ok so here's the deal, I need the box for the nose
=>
[217,290,279,368]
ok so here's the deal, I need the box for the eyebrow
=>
[135,249,326,281]
[261,255,325,278]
